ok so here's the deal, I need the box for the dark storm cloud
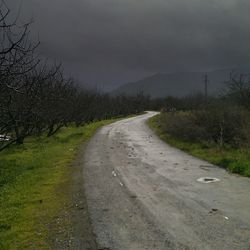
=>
[7,0,250,88]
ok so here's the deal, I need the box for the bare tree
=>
[224,73,250,109]
[0,0,39,149]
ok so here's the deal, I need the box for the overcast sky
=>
[7,0,250,89]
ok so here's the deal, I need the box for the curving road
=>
[84,112,250,250]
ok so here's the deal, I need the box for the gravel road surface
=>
[84,112,250,250]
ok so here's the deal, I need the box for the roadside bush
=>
[159,112,207,142]
[159,104,250,148]
[194,104,250,147]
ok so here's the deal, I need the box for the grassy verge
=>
[0,119,117,250]
[148,114,250,177]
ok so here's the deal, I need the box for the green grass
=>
[0,119,117,250]
[148,114,250,177]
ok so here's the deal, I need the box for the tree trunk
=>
[47,124,54,137]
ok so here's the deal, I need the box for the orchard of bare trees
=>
[0,1,150,151]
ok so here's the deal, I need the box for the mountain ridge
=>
[111,68,249,98]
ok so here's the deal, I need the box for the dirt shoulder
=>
[68,143,98,250]
[48,142,97,250]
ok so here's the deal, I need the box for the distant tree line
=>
[0,1,150,150]
[151,73,250,112]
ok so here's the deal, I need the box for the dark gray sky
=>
[8,0,250,89]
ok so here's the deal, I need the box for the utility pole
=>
[204,73,208,105]
[230,71,232,81]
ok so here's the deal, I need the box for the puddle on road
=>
[197,177,220,183]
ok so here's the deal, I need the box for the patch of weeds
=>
[0,223,11,232]
[228,161,250,176]
[217,158,235,168]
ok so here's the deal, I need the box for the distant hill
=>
[111,69,249,98]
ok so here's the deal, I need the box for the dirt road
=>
[84,112,250,250]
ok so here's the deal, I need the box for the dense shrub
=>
[159,104,250,148]
[159,112,207,142]
[194,104,250,147]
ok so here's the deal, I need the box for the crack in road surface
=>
[84,112,250,250]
